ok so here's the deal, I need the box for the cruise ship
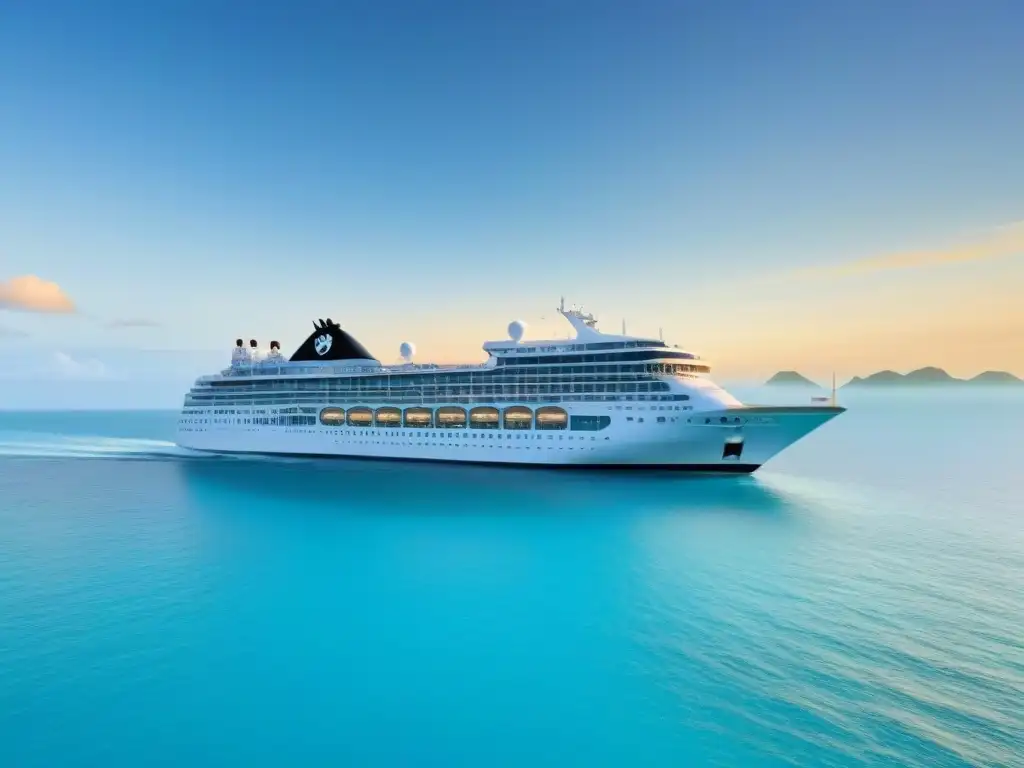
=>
[175,301,844,472]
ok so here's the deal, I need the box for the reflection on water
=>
[175,454,798,520]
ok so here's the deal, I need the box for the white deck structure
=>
[176,301,844,472]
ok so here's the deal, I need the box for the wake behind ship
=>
[176,301,844,472]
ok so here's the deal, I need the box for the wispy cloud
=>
[51,351,109,379]
[992,219,1024,232]
[0,325,28,338]
[795,221,1024,279]
[0,275,76,313]
[106,318,161,329]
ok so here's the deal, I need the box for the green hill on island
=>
[970,371,1024,385]
[764,371,821,387]
[843,367,1023,388]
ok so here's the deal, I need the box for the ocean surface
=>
[1,390,1022,767]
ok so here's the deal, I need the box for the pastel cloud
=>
[0,275,76,313]
[797,221,1024,279]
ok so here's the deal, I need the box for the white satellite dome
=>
[507,320,527,342]
[399,341,416,361]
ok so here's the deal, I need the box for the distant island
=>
[843,367,1023,388]
[764,367,1023,388]
[765,371,822,388]
[969,370,1024,385]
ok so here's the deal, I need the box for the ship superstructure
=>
[176,301,843,471]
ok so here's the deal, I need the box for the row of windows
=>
[264,415,316,426]
[205,363,707,391]
[188,393,692,408]
[653,363,710,376]
[318,405,611,432]
[498,340,668,354]
[186,402,693,427]
[208,368,667,390]
[194,415,318,427]
[220,381,670,393]
[200,383,674,400]
[496,350,698,366]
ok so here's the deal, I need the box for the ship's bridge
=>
[481,301,708,371]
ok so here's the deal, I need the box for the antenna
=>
[622,318,627,335]
[559,296,565,312]
[659,327,664,341]
[831,371,837,406]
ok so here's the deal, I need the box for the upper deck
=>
[203,301,709,383]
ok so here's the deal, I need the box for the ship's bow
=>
[704,405,845,469]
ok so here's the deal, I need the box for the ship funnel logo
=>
[314,333,333,356]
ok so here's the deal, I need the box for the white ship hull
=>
[176,402,843,472]
[176,303,846,472]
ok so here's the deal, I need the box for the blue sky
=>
[2,0,1023,406]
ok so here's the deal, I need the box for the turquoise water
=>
[1,391,1022,767]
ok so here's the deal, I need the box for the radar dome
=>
[399,341,416,362]
[508,320,527,342]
